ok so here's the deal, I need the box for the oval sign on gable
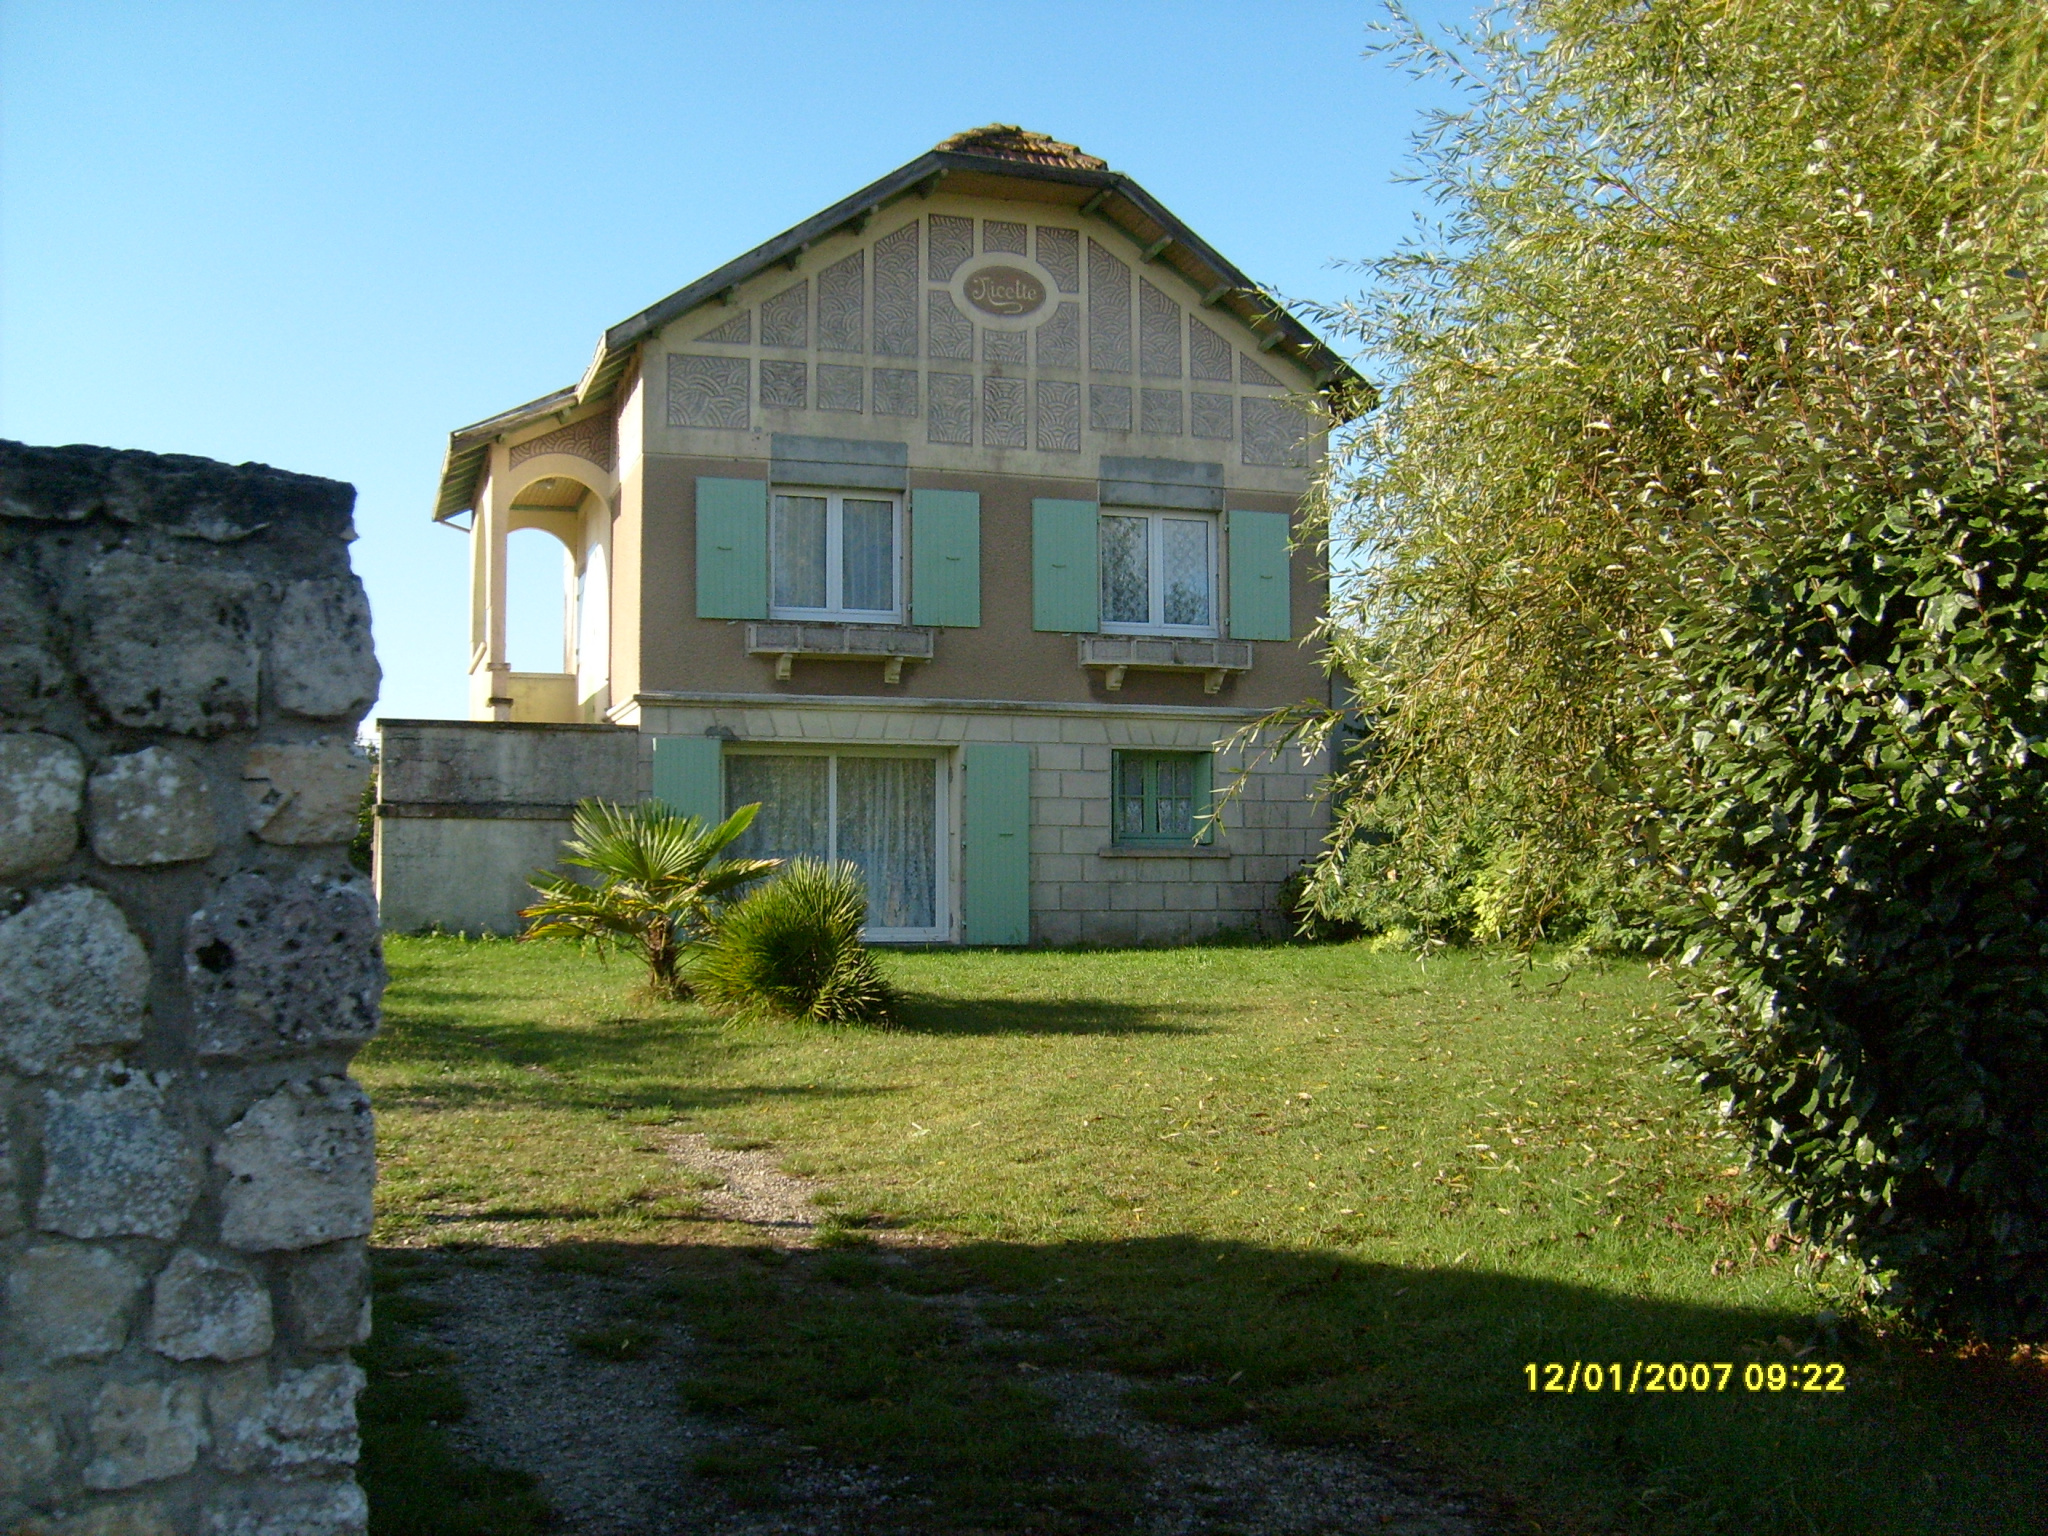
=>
[962,265,1047,319]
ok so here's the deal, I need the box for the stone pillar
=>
[0,440,383,1536]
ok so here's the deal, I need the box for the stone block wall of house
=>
[0,441,382,1536]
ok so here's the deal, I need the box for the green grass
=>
[359,935,2048,1535]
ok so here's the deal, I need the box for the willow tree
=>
[1293,0,2048,947]
[1296,0,2048,1336]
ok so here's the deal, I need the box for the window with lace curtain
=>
[770,489,903,622]
[724,750,945,940]
[1098,508,1218,636]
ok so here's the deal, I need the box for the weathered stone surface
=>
[6,1242,146,1362]
[209,1360,363,1473]
[215,1076,374,1251]
[87,747,217,867]
[280,1240,370,1349]
[200,1479,368,1536]
[146,1248,273,1362]
[16,1499,179,1536]
[82,1380,205,1490]
[268,580,380,721]
[185,875,383,1060]
[0,440,356,543]
[0,1115,20,1237]
[0,886,151,1076]
[38,1072,202,1241]
[0,733,85,879]
[0,568,68,719]
[241,742,370,846]
[78,552,258,738]
[0,1377,60,1495]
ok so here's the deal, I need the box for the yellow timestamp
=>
[1524,1361,1848,1394]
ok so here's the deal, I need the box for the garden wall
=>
[0,440,382,1536]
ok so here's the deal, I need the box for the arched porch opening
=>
[471,461,614,723]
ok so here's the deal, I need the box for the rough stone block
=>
[279,1240,371,1349]
[16,1500,179,1536]
[37,1071,202,1241]
[87,747,218,866]
[0,732,85,879]
[82,1380,204,1490]
[216,1076,375,1251]
[79,552,259,738]
[0,569,68,719]
[199,1478,367,1536]
[267,579,379,721]
[185,874,383,1060]
[241,741,372,846]
[147,1247,274,1361]
[6,1242,146,1362]
[0,1377,60,1495]
[209,1360,364,1473]
[0,1116,18,1236]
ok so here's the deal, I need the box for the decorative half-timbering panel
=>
[1190,318,1234,383]
[1228,508,1292,641]
[928,214,974,280]
[760,359,808,411]
[1239,352,1283,389]
[1190,392,1234,441]
[1090,384,1132,434]
[695,476,768,619]
[1036,301,1080,370]
[1241,397,1321,469]
[984,377,1027,447]
[872,223,920,357]
[760,281,809,348]
[509,413,616,473]
[1036,380,1080,453]
[1139,279,1183,378]
[696,309,752,345]
[1140,388,1184,437]
[817,364,864,414]
[984,219,1027,254]
[911,488,981,627]
[1036,225,1080,292]
[928,372,974,445]
[1032,498,1099,632]
[668,355,750,430]
[1087,239,1132,373]
[928,291,974,360]
[873,368,918,418]
[817,250,865,352]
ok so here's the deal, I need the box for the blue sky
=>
[1,1,1465,721]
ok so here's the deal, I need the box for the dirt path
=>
[402,1139,1493,1536]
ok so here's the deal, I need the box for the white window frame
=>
[723,745,950,944]
[768,487,905,624]
[1098,507,1220,638]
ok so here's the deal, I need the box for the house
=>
[375,127,1366,944]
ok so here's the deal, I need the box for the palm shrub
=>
[693,859,894,1025]
[519,799,779,999]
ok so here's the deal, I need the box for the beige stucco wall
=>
[627,455,1325,711]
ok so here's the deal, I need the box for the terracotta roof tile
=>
[933,125,1108,171]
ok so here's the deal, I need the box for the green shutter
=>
[911,489,981,627]
[1032,498,1099,632]
[650,736,723,825]
[696,477,767,619]
[963,743,1031,945]
[1228,509,1292,641]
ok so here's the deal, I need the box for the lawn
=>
[356,935,2047,1535]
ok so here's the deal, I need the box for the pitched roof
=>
[434,130,1369,521]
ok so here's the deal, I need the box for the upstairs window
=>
[1099,509,1216,636]
[771,489,902,622]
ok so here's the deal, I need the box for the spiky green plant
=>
[518,800,780,999]
[693,859,894,1025]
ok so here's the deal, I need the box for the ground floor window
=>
[1112,751,1212,846]
[725,751,943,940]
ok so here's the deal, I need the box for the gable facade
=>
[382,131,1356,945]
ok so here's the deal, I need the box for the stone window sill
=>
[1096,843,1232,859]
[746,621,934,683]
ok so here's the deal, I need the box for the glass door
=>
[725,751,944,941]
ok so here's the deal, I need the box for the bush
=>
[1653,478,2048,1341]
[693,859,894,1025]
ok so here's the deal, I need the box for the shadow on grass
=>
[888,992,1219,1037]
[363,1233,2048,1536]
